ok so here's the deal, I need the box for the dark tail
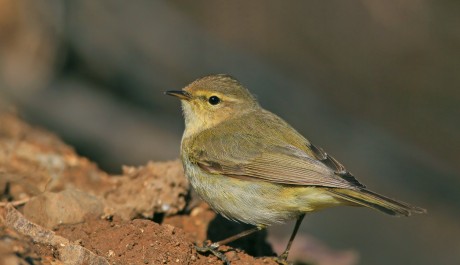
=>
[329,188,426,217]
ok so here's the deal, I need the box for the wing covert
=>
[191,132,361,189]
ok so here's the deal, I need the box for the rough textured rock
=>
[1,112,360,265]
[0,112,112,199]
[0,112,283,265]
[23,188,104,229]
[104,161,188,220]
[3,204,109,265]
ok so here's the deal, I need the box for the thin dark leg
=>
[278,214,305,261]
[214,226,263,247]
[195,226,264,265]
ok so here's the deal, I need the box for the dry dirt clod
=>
[4,204,110,265]
[23,188,104,229]
[104,160,188,221]
[0,113,346,265]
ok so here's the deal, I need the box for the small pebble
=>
[126,243,135,250]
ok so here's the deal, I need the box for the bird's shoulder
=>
[183,108,364,188]
[184,108,310,155]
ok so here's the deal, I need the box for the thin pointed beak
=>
[164,90,192,100]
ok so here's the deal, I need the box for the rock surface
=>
[0,111,359,264]
[0,112,281,265]
[23,189,104,229]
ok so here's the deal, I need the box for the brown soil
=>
[0,112,280,265]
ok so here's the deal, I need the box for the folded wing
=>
[191,132,363,189]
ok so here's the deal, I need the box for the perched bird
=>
[166,74,426,263]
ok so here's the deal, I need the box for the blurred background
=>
[0,1,459,264]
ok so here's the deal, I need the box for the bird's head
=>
[166,74,259,135]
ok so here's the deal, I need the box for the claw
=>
[194,242,230,265]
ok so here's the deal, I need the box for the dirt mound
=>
[0,112,279,265]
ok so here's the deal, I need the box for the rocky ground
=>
[1,110,359,265]
[0,114,284,264]
[0,111,292,265]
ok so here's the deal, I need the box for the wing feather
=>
[191,133,360,189]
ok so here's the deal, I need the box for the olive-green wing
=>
[190,132,363,189]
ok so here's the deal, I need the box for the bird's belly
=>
[183,162,342,226]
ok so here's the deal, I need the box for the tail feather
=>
[329,188,426,217]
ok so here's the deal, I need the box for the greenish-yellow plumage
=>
[166,74,426,263]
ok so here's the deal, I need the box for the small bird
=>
[166,74,426,264]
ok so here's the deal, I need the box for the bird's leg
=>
[215,225,263,247]
[194,226,264,265]
[276,214,305,262]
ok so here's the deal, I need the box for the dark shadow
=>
[152,212,165,224]
[207,214,275,257]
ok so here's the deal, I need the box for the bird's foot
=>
[272,253,293,265]
[194,241,230,265]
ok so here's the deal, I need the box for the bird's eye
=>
[208,96,220,105]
